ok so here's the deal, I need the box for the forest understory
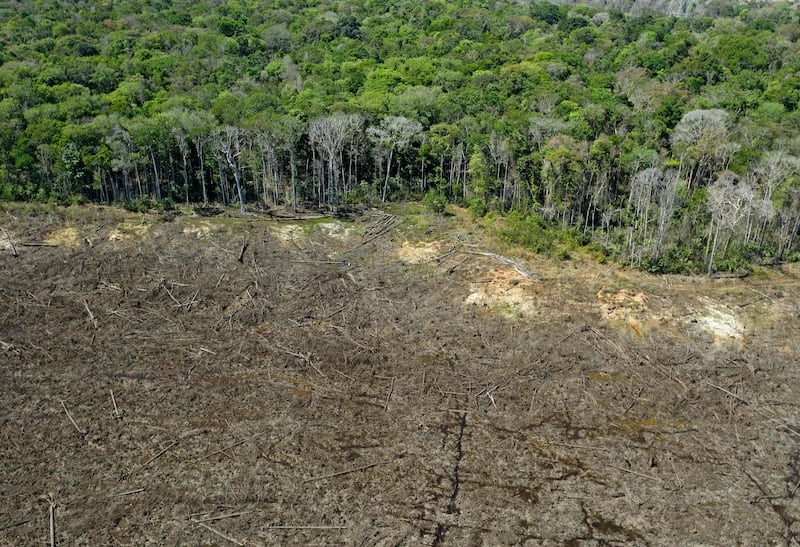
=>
[2,203,800,545]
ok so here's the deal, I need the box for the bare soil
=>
[2,203,800,546]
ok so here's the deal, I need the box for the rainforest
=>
[2,0,800,273]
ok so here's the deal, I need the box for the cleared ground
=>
[1,203,800,545]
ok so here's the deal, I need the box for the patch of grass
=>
[122,197,152,213]
[586,372,624,382]
[489,211,611,262]
[491,303,519,320]
[398,208,434,240]
[492,211,555,254]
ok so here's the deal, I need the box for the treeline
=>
[2,0,800,273]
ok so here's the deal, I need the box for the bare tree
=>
[308,113,361,210]
[187,111,217,205]
[106,122,135,202]
[163,107,203,204]
[219,125,246,212]
[653,169,680,261]
[535,93,559,116]
[529,116,567,150]
[367,116,423,202]
[749,150,799,244]
[274,116,303,212]
[248,123,279,206]
[247,114,303,210]
[627,167,681,264]
[488,131,512,209]
[705,171,753,275]
[616,67,678,113]
[754,150,798,203]
[667,0,693,17]
[628,167,660,265]
[779,180,800,259]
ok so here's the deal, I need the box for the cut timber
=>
[190,518,245,546]
[237,239,249,263]
[343,213,398,254]
[302,458,396,483]
[710,270,749,279]
[268,213,331,221]
[1,227,17,257]
[461,250,540,280]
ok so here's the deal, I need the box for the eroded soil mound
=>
[1,203,800,545]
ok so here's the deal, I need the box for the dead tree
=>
[308,113,361,210]
[220,125,247,212]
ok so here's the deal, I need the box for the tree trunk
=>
[194,139,208,205]
[233,167,245,212]
[290,148,297,213]
[148,150,160,201]
[707,220,721,276]
[382,147,394,202]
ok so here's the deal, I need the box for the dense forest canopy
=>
[2,0,800,273]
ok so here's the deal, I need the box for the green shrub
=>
[640,246,702,274]
[495,211,554,254]
[65,193,86,206]
[584,241,609,263]
[422,189,447,214]
[123,197,152,213]
[467,196,487,219]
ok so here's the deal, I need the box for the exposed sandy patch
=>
[597,289,652,337]
[465,266,540,317]
[597,289,649,320]
[272,223,304,244]
[182,222,213,238]
[318,222,353,240]
[398,241,442,264]
[598,288,745,343]
[108,221,150,242]
[694,298,744,342]
[45,226,81,248]
[0,230,14,251]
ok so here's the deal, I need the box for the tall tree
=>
[367,115,423,202]
[308,113,361,210]
[706,171,752,275]
[219,125,246,212]
[671,109,738,190]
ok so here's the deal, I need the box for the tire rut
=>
[433,411,467,546]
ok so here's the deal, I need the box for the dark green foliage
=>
[422,189,447,214]
[495,212,555,254]
[467,196,487,219]
[122,197,152,213]
[712,35,768,72]
[641,246,703,275]
[530,3,562,25]
[1,0,800,274]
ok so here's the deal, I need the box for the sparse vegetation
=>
[1,204,799,544]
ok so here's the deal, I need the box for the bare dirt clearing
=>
[2,203,800,545]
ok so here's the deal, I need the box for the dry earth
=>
[1,203,800,546]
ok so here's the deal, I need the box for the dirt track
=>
[2,203,800,545]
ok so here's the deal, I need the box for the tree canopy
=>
[2,0,800,273]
